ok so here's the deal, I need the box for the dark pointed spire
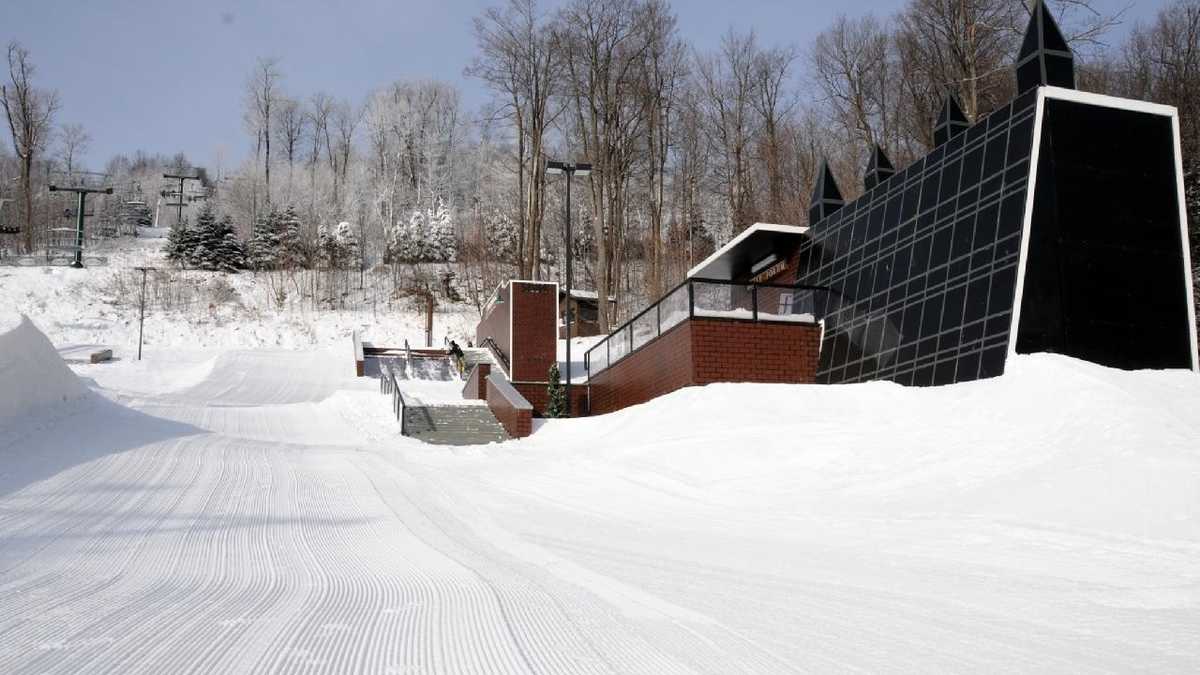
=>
[863,145,896,191]
[809,159,844,226]
[933,94,969,146]
[1015,0,1075,92]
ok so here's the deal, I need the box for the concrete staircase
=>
[404,404,510,445]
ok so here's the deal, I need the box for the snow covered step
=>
[403,405,509,445]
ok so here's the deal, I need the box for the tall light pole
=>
[545,159,592,416]
[48,184,112,268]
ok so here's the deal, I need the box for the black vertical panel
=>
[798,91,1040,385]
[1015,98,1193,369]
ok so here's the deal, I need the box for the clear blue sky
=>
[1,0,1152,173]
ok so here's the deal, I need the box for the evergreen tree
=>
[317,222,344,268]
[204,215,245,272]
[247,210,281,270]
[277,207,305,269]
[336,221,359,268]
[429,200,457,262]
[546,362,567,418]
[164,216,192,265]
[189,203,221,269]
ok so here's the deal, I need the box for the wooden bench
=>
[89,349,113,364]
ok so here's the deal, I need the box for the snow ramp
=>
[0,313,89,423]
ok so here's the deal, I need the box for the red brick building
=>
[465,223,827,422]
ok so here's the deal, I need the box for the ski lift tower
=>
[48,183,113,268]
[162,172,200,227]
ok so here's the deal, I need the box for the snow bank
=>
[513,353,1200,540]
[0,313,89,423]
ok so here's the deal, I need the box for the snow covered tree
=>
[428,199,457,262]
[246,210,281,270]
[276,207,305,269]
[336,220,359,267]
[164,216,192,265]
[204,215,246,272]
[180,204,245,272]
[546,362,566,417]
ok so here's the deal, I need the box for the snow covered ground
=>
[2,308,1199,672]
[0,234,480,355]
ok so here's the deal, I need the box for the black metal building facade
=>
[797,2,1198,386]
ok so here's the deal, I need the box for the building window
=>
[778,292,793,315]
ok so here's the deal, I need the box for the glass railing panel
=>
[631,310,658,351]
[659,283,690,333]
[608,324,631,364]
[756,285,819,323]
[692,281,754,320]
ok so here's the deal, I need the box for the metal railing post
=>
[687,281,695,319]
[752,284,758,321]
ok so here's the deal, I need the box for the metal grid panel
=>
[798,89,1039,386]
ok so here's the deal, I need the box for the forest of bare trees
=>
[3,0,1199,328]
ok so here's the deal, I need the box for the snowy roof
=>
[559,288,616,303]
[687,222,809,281]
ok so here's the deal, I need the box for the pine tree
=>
[546,362,567,418]
[247,210,281,270]
[164,216,192,265]
[277,207,305,269]
[336,221,359,268]
[206,215,245,273]
[430,199,457,262]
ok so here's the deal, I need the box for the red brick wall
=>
[462,363,490,400]
[513,381,589,417]
[588,317,821,415]
[509,281,558,381]
[691,319,820,384]
[588,321,696,415]
[486,376,533,438]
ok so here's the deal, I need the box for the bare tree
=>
[751,43,799,223]
[57,123,91,179]
[244,57,282,207]
[1,42,59,251]
[273,96,306,203]
[637,0,686,297]
[696,29,759,235]
[558,0,651,329]
[468,0,565,280]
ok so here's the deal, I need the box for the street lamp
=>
[545,159,592,417]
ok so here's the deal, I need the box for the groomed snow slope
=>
[0,314,88,425]
[1,334,1198,672]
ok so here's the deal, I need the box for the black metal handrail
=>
[479,336,510,375]
[584,277,832,379]
[379,364,408,435]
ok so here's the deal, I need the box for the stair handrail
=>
[479,336,510,376]
[379,363,408,436]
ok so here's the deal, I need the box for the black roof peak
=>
[934,94,970,146]
[864,145,896,191]
[809,159,845,226]
[1016,0,1075,91]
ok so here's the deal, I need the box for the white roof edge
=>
[686,222,809,279]
[1041,86,1179,118]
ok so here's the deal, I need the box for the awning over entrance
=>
[686,223,809,281]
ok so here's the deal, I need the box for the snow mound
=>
[0,314,90,423]
[525,353,1200,540]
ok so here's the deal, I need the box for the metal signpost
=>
[134,266,155,360]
